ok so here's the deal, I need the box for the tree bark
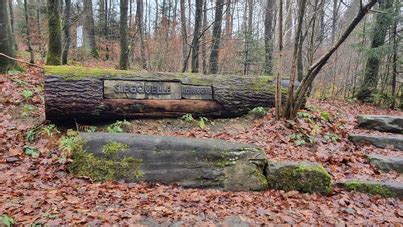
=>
[180,0,188,72]
[191,0,203,73]
[263,0,274,74]
[0,0,17,73]
[275,0,283,120]
[119,0,129,69]
[84,0,99,58]
[8,0,17,50]
[356,0,394,102]
[46,0,62,65]
[62,0,71,65]
[136,0,146,69]
[209,0,224,74]
[44,72,285,122]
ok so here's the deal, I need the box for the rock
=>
[6,156,20,163]
[221,216,254,227]
[70,132,268,191]
[357,115,403,134]
[340,179,403,198]
[348,134,403,151]
[264,161,332,194]
[367,154,403,173]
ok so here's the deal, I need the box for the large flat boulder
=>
[340,180,403,198]
[357,115,403,134]
[264,161,332,194]
[70,132,268,191]
[367,154,403,173]
[349,134,403,151]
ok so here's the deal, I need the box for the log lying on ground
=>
[70,132,268,191]
[357,115,403,134]
[44,66,289,123]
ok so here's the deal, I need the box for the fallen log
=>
[44,66,289,123]
[70,132,268,191]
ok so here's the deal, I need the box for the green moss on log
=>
[45,65,143,78]
[265,162,332,194]
[342,180,395,197]
[68,137,143,181]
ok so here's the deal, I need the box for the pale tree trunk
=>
[191,0,203,73]
[24,0,35,64]
[275,0,283,120]
[201,0,207,74]
[62,0,71,65]
[0,0,17,73]
[119,0,129,69]
[46,0,62,65]
[285,0,378,119]
[356,0,394,102]
[8,0,17,50]
[224,0,232,38]
[264,0,275,74]
[84,0,99,58]
[209,0,224,74]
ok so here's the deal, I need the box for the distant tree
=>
[209,0,224,74]
[62,0,71,65]
[119,0,129,69]
[84,0,99,58]
[356,0,394,102]
[136,0,146,69]
[24,0,34,64]
[180,0,188,72]
[46,0,62,65]
[191,0,203,73]
[0,0,18,73]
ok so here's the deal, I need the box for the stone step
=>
[348,134,403,151]
[72,132,269,191]
[357,115,403,134]
[339,179,403,198]
[367,154,403,173]
[265,161,332,195]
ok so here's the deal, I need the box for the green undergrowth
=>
[342,180,395,197]
[265,162,332,194]
[66,135,143,181]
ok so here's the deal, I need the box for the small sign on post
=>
[76,25,83,48]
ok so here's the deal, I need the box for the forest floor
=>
[0,68,402,225]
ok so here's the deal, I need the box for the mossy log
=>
[71,132,268,191]
[44,66,289,123]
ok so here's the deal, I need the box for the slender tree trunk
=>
[224,0,232,38]
[356,0,394,102]
[390,0,399,109]
[263,0,274,74]
[46,0,62,65]
[136,0,146,69]
[201,0,207,74]
[286,0,378,119]
[180,0,188,72]
[24,0,35,64]
[8,0,18,50]
[191,0,203,73]
[119,0,129,69]
[275,0,283,120]
[0,0,17,73]
[209,0,224,74]
[84,0,99,58]
[62,0,71,64]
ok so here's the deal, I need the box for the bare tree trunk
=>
[8,0,17,50]
[285,0,378,119]
[62,0,71,65]
[209,0,224,74]
[0,0,17,73]
[390,0,399,109]
[24,0,35,64]
[136,0,146,69]
[180,0,188,72]
[224,0,232,38]
[84,0,99,58]
[46,0,62,65]
[201,0,207,74]
[275,0,283,120]
[191,0,203,73]
[119,0,129,69]
[263,0,274,74]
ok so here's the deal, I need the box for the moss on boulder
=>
[340,180,401,198]
[265,161,332,194]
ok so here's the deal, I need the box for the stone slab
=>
[349,134,403,151]
[357,115,403,134]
